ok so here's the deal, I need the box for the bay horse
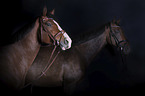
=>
[0,6,72,91]
[25,19,130,95]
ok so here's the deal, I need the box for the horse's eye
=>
[46,22,51,26]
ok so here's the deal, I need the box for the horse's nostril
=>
[121,47,123,51]
[64,39,69,44]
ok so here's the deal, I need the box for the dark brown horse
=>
[25,19,130,95]
[0,7,72,91]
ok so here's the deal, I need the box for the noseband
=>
[109,25,128,51]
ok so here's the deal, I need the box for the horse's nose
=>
[63,33,72,49]
[67,38,72,49]
[64,39,69,45]
[123,43,131,55]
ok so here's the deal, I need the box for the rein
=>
[39,17,62,76]
[39,17,65,77]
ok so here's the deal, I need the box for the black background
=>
[1,0,145,95]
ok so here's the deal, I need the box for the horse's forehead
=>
[52,20,63,31]
[47,19,62,31]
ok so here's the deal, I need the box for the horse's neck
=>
[2,18,40,69]
[0,18,40,88]
[20,18,40,51]
[75,30,107,64]
[16,18,40,65]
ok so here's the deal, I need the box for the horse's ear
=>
[43,6,47,16]
[50,9,55,15]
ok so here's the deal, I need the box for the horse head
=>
[106,19,130,55]
[40,6,72,50]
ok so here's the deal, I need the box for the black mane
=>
[11,14,60,43]
[11,18,37,43]
[73,22,110,46]
[0,18,37,46]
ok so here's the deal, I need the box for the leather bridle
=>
[40,17,65,46]
[109,25,128,51]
